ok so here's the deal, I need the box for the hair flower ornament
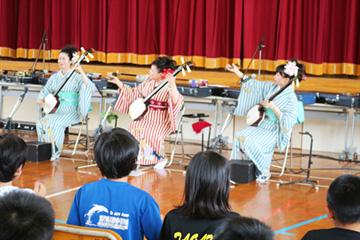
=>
[284,61,300,87]
[161,68,174,79]
[284,61,298,77]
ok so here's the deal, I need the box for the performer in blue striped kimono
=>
[226,60,306,182]
[36,45,95,160]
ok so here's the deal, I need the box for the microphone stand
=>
[29,30,48,77]
[277,132,319,190]
[213,107,234,154]
[240,36,264,84]
[258,40,265,82]
[2,87,28,134]
[93,94,119,139]
[75,94,119,170]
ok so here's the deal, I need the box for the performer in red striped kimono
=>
[108,57,184,166]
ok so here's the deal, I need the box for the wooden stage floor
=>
[10,130,360,240]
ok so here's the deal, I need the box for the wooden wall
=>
[1,60,359,94]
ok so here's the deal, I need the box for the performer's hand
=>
[107,72,124,88]
[36,99,46,108]
[225,63,244,78]
[34,181,47,197]
[261,100,276,110]
[74,63,85,74]
[165,73,176,87]
[261,100,281,118]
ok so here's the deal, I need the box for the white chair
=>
[166,105,186,167]
[271,100,305,177]
[271,129,293,177]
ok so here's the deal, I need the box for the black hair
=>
[327,174,360,224]
[94,128,139,179]
[177,151,231,219]
[151,56,177,73]
[0,134,27,182]
[276,58,306,82]
[213,216,274,240]
[59,45,78,60]
[0,191,55,240]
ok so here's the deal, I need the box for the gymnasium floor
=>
[12,131,360,240]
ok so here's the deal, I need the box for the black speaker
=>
[26,142,51,162]
[230,160,255,184]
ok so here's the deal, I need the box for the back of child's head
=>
[94,128,139,179]
[327,174,360,224]
[213,216,274,240]
[0,191,55,240]
[178,151,231,219]
[0,134,27,182]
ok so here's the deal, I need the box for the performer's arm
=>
[36,75,54,108]
[165,73,181,105]
[107,72,125,89]
[225,63,244,79]
[36,99,46,108]
[261,99,281,118]
[107,73,144,113]
[75,64,90,87]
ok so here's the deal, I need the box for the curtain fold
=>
[0,0,359,75]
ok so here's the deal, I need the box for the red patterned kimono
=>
[115,79,184,165]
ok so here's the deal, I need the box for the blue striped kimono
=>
[36,71,95,159]
[231,80,298,178]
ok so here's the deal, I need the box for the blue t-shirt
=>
[67,179,162,240]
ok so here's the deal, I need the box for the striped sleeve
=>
[77,74,96,117]
[114,81,147,113]
[277,94,298,152]
[234,80,273,116]
[37,74,56,99]
[168,93,184,132]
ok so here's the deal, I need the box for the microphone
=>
[2,70,17,75]
[42,30,47,41]
[241,74,256,83]
[32,70,48,77]
[258,36,265,48]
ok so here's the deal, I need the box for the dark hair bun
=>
[151,56,177,72]
[60,45,78,60]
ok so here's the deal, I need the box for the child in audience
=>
[67,128,162,240]
[213,216,274,240]
[0,134,46,197]
[301,174,360,240]
[0,190,55,240]
[159,151,240,240]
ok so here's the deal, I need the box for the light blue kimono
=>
[231,80,298,177]
[36,71,95,159]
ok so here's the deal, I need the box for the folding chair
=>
[271,129,293,177]
[271,100,305,177]
[166,104,186,167]
[63,115,90,156]
[53,222,122,240]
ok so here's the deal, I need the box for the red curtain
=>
[0,0,359,75]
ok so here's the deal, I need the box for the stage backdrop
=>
[0,0,359,75]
